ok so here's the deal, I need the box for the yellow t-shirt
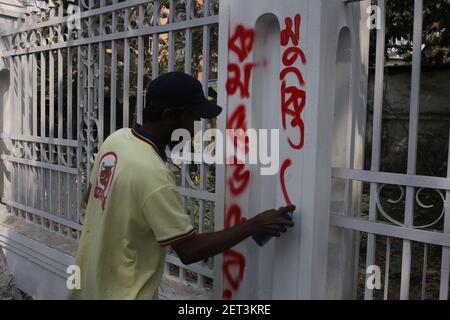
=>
[70,127,194,300]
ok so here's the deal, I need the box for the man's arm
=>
[173,205,295,265]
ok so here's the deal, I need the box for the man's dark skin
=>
[84,108,295,265]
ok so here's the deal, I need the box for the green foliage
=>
[370,0,450,66]
[360,193,370,218]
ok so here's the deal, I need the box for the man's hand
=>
[173,205,295,265]
[248,205,295,238]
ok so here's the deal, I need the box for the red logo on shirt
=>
[94,152,118,210]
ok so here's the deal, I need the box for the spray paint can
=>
[252,210,294,247]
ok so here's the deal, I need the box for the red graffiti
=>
[280,66,305,87]
[228,25,255,62]
[280,159,293,205]
[227,104,247,131]
[222,249,246,291]
[225,204,248,229]
[222,289,232,300]
[223,23,256,300]
[222,203,248,300]
[227,159,251,196]
[281,14,301,46]
[282,47,307,67]
[226,63,254,98]
[278,14,307,212]
[280,81,306,150]
[227,105,249,154]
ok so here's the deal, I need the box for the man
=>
[70,72,294,300]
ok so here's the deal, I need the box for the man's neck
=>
[142,122,168,148]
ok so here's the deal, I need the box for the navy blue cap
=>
[145,72,222,119]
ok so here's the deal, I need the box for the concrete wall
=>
[365,65,450,177]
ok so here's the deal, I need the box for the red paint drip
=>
[280,159,293,205]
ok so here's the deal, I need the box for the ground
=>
[0,249,30,300]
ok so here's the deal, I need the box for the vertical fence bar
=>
[383,236,391,300]
[16,54,20,215]
[8,55,14,138]
[196,0,211,288]
[24,54,31,220]
[136,4,145,124]
[152,2,159,79]
[7,56,15,210]
[49,50,55,148]
[13,57,19,138]
[57,48,64,230]
[421,244,428,300]
[26,56,32,137]
[40,52,46,214]
[67,46,73,226]
[98,0,106,144]
[110,0,118,134]
[167,0,175,72]
[400,0,423,300]
[9,56,15,138]
[76,44,83,227]
[365,0,386,300]
[184,0,192,75]
[87,37,93,184]
[58,52,64,132]
[181,0,193,223]
[57,0,64,229]
[439,125,450,300]
[123,6,130,128]
[49,48,55,227]
[32,54,38,137]
[68,48,73,141]
[32,53,38,217]
[18,53,24,219]
[19,55,24,137]
[179,0,190,237]
[17,55,23,225]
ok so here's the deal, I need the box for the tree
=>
[370,0,450,66]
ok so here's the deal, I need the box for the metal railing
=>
[330,0,450,300]
[0,0,219,292]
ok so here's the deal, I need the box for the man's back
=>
[70,127,193,299]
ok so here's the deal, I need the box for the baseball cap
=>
[145,72,222,119]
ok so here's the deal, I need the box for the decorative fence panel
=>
[0,0,219,293]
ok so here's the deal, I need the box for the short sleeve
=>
[142,185,195,247]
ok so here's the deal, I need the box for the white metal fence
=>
[330,0,450,300]
[0,0,219,292]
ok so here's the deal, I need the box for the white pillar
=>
[215,0,370,299]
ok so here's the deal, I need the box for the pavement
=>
[0,249,30,300]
